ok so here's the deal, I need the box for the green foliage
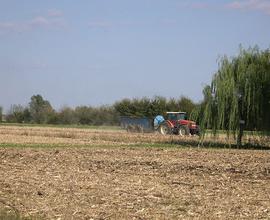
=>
[4,95,196,126]
[58,106,78,124]
[177,96,197,118]
[6,105,31,123]
[29,95,55,124]
[75,105,119,125]
[50,105,119,125]
[198,46,270,143]
[114,96,196,118]
[3,94,119,126]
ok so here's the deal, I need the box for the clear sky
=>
[1,0,270,111]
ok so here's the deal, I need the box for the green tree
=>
[200,46,270,146]
[58,107,78,124]
[29,95,55,124]
[6,105,25,123]
[22,108,31,123]
[5,105,31,123]
[96,106,119,125]
[149,96,167,116]
[74,105,118,125]
[75,106,93,124]
[177,96,196,118]
[114,96,196,118]
[114,99,134,117]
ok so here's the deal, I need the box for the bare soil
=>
[0,147,269,219]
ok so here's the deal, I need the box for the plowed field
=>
[1,146,270,219]
[0,125,269,219]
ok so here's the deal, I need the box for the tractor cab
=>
[165,112,188,127]
[166,112,187,121]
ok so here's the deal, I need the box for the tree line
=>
[114,96,196,118]
[1,95,197,125]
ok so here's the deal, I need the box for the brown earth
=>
[0,146,270,220]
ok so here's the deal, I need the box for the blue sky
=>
[1,0,270,111]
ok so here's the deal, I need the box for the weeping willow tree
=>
[196,46,270,146]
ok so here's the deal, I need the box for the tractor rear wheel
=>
[178,125,190,136]
[158,122,171,135]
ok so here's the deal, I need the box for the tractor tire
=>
[158,122,172,135]
[178,125,190,136]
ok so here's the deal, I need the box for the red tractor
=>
[156,112,200,136]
